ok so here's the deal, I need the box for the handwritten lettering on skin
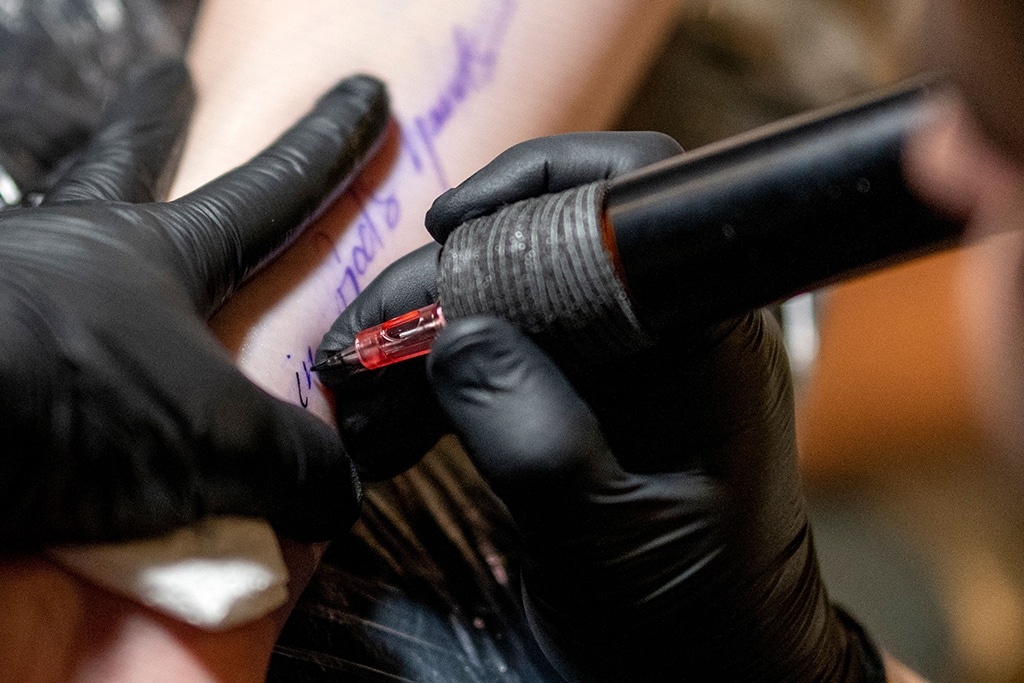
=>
[289,0,516,410]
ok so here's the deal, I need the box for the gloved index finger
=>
[425,131,682,242]
[44,58,194,206]
[168,74,389,316]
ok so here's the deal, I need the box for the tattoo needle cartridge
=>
[312,302,446,372]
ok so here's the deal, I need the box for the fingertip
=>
[320,73,387,107]
[167,72,391,315]
[633,130,685,159]
[424,184,494,242]
[424,132,684,242]
[314,74,390,143]
[262,401,363,542]
[424,188,459,242]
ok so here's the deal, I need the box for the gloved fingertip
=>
[425,187,481,242]
[313,73,389,138]
[319,73,387,105]
[424,131,686,243]
[259,402,364,543]
[623,130,685,164]
[271,457,363,543]
[423,191,453,241]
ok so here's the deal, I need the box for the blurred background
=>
[5,1,1023,681]
[615,3,1024,681]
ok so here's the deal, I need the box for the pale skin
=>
[0,540,322,683]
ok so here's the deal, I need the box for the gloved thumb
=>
[426,316,629,532]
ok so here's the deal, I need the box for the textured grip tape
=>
[437,181,654,364]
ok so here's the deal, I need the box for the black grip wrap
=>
[437,181,655,365]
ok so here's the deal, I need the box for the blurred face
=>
[903,1,1024,467]
[929,1,1024,165]
[906,1,1024,216]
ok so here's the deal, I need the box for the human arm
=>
[1,2,688,680]
[173,0,685,425]
[0,58,384,680]
[0,540,321,683]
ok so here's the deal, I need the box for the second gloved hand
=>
[427,312,883,682]
[0,59,389,550]
[319,133,886,681]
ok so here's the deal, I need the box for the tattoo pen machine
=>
[315,78,962,372]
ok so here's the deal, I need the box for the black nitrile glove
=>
[315,241,446,480]
[316,133,684,480]
[426,314,885,682]
[317,132,886,681]
[0,58,390,550]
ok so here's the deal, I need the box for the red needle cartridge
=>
[312,302,446,372]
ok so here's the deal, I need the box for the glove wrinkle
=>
[171,74,389,317]
[0,65,387,550]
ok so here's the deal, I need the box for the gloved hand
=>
[317,132,887,681]
[316,133,685,480]
[0,58,389,551]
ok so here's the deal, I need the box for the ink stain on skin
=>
[287,0,518,409]
[288,351,314,408]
